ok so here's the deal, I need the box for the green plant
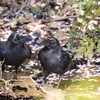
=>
[69,0,100,59]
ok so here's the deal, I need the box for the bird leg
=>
[56,75,63,88]
[12,66,18,80]
[41,71,50,87]
[2,64,7,80]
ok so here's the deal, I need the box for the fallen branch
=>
[0,15,79,28]
[18,15,79,23]
[42,15,79,22]
[19,76,49,94]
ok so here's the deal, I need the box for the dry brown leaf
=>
[0,19,11,25]
[18,16,27,20]
[28,0,36,7]
[60,36,69,41]
[50,15,62,19]
[0,0,6,4]
[10,0,20,11]
[0,20,4,25]
[54,0,64,4]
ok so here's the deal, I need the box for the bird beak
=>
[40,38,50,46]
[19,35,32,43]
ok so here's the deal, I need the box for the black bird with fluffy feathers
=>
[0,32,32,80]
[38,37,77,88]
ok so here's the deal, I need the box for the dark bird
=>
[38,37,77,88]
[0,32,32,80]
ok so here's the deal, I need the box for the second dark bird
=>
[38,37,77,88]
[0,32,32,80]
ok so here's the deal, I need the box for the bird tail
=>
[71,59,79,69]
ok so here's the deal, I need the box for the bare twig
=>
[18,15,79,23]
[42,15,79,22]
[7,6,13,18]
[19,19,37,23]
[0,15,79,28]
[15,0,28,19]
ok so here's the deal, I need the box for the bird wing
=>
[0,42,6,61]
[38,48,45,60]
[60,51,72,70]
[22,44,32,59]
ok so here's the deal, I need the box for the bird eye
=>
[13,34,20,43]
[16,35,20,40]
[50,41,57,48]
[15,35,21,41]
[53,42,56,46]
[51,40,56,44]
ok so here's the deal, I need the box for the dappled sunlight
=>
[62,77,100,100]
[0,0,100,99]
[43,88,65,100]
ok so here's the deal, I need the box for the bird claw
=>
[4,76,8,80]
[36,81,46,89]
[10,75,17,81]
[2,74,8,80]
[36,84,41,89]
[13,75,17,80]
